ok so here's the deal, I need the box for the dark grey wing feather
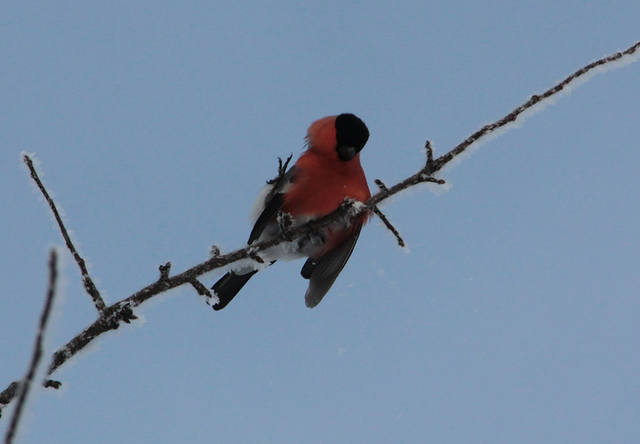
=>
[212,270,257,311]
[248,192,284,244]
[303,225,362,308]
[247,167,296,244]
[212,167,295,311]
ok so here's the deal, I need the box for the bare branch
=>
[0,383,19,416]
[429,41,640,173]
[4,250,58,444]
[47,303,137,375]
[43,380,61,389]
[189,279,216,306]
[23,155,106,314]
[2,40,638,411]
[40,39,640,378]
[0,378,62,410]
[190,279,213,298]
[248,250,265,264]
[372,206,405,248]
[374,179,388,192]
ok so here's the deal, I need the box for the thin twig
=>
[43,380,61,389]
[430,41,640,173]
[372,206,405,247]
[189,279,215,302]
[40,39,640,378]
[424,140,434,169]
[248,250,265,264]
[1,40,638,409]
[158,262,171,281]
[4,250,58,444]
[23,155,106,314]
[0,383,19,416]
[374,179,388,192]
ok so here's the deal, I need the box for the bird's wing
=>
[247,167,296,244]
[303,224,362,308]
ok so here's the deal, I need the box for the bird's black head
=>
[335,113,369,162]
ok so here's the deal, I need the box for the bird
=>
[212,113,371,310]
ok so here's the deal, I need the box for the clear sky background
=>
[1,2,638,443]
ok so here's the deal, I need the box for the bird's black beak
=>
[337,145,357,161]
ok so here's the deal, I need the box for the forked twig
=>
[1,40,638,412]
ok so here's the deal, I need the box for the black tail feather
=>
[212,271,257,310]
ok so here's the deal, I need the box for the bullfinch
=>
[212,113,371,310]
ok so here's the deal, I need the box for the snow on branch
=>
[1,40,638,412]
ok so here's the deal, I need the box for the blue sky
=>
[1,2,639,443]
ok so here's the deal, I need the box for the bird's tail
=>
[211,271,257,310]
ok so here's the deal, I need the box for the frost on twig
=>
[47,302,137,377]
[190,279,217,307]
[3,250,58,444]
[2,40,638,414]
[247,247,265,264]
[430,41,640,173]
[372,206,406,248]
[209,245,221,257]
[371,179,406,248]
[23,154,107,314]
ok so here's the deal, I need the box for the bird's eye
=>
[337,145,357,161]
